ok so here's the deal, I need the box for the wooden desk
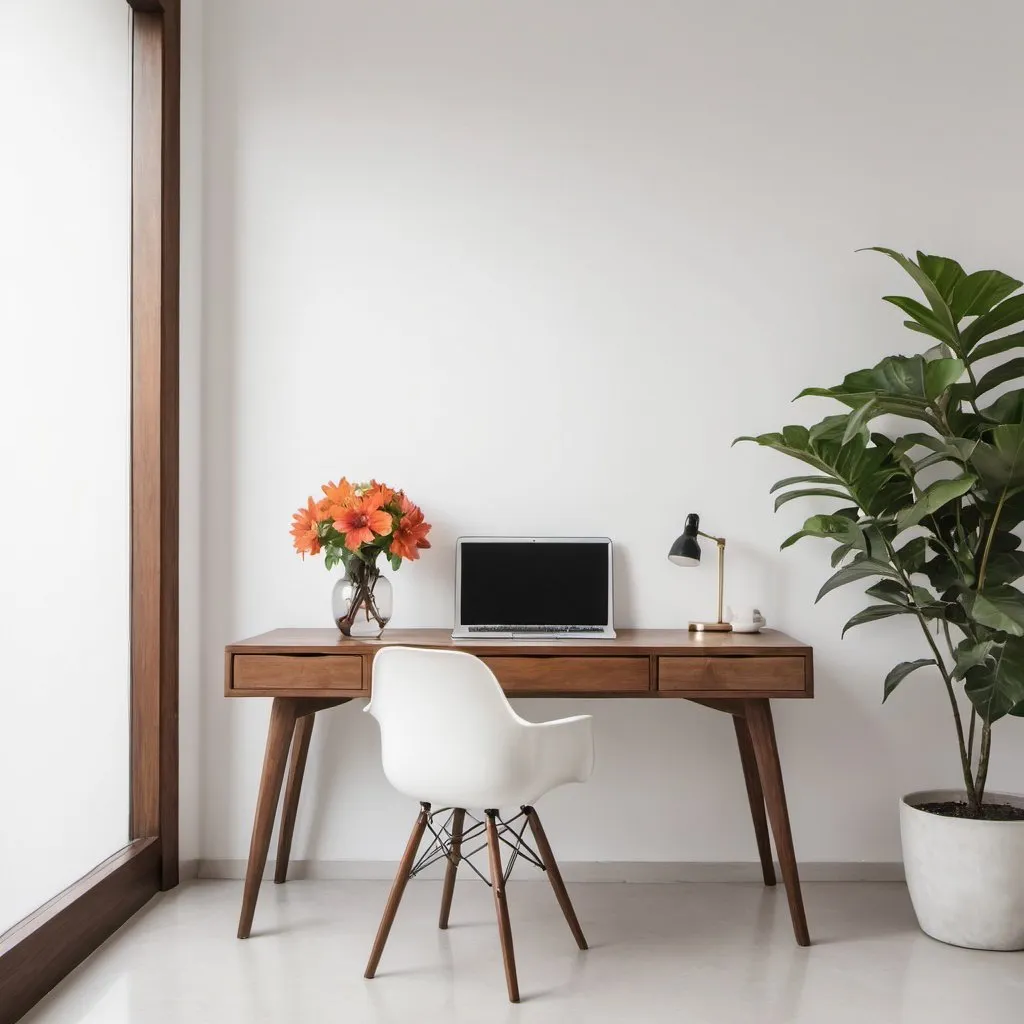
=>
[225,628,814,945]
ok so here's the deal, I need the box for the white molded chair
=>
[363,646,595,1003]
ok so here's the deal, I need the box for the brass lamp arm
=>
[697,530,726,547]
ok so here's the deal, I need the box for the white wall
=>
[179,0,204,868]
[0,1,131,930]
[200,0,1024,869]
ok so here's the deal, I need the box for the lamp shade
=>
[668,513,701,566]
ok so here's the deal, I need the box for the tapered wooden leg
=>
[733,715,777,887]
[438,808,466,930]
[365,804,430,979]
[485,811,520,1003]
[237,698,300,939]
[274,712,316,884]
[524,806,587,950]
[744,700,810,946]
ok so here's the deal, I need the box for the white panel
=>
[0,1,131,932]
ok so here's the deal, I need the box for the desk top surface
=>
[228,627,810,656]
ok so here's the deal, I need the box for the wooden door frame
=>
[0,1,180,1020]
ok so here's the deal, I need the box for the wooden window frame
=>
[0,2,180,1020]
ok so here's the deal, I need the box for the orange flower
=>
[322,478,355,511]
[290,497,322,558]
[334,491,393,551]
[369,479,396,506]
[390,505,432,560]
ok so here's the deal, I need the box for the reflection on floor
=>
[21,879,1024,1023]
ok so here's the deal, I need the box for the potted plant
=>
[291,478,431,636]
[738,248,1024,950]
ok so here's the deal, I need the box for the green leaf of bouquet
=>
[883,659,936,702]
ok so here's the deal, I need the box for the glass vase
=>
[332,561,392,637]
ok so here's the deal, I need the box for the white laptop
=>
[453,537,616,640]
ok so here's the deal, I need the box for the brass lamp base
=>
[688,621,733,633]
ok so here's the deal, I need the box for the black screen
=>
[459,541,610,626]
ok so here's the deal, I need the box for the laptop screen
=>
[458,540,610,627]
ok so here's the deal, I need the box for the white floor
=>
[21,879,1024,1023]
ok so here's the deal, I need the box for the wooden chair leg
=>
[274,712,316,884]
[438,807,466,929]
[732,715,777,887]
[485,811,520,1003]
[365,803,430,979]
[524,806,587,950]
[237,698,300,939]
[744,699,810,946]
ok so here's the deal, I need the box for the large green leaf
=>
[949,269,1022,319]
[962,585,1024,635]
[961,293,1024,351]
[896,474,976,532]
[969,329,1024,365]
[978,550,1024,587]
[883,659,936,702]
[978,388,1024,424]
[735,423,911,518]
[769,474,838,494]
[780,513,866,551]
[864,248,958,344]
[893,536,929,573]
[883,295,954,343]
[917,253,966,303]
[953,639,997,681]
[964,636,1024,723]
[969,424,1024,492]
[973,357,1024,399]
[842,604,911,636]
[774,488,854,512]
[816,558,901,603]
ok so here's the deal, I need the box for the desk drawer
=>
[658,656,806,694]
[481,656,650,694]
[232,654,365,693]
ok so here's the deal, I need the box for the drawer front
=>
[232,654,365,693]
[481,656,650,694]
[657,656,806,694]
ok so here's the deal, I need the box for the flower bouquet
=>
[291,478,431,636]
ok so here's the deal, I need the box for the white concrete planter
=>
[900,789,1024,951]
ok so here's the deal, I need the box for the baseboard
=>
[179,859,200,881]
[196,859,905,883]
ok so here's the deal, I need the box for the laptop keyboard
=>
[467,625,605,634]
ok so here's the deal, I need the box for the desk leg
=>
[237,698,300,939]
[274,712,317,884]
[744,699,810,946]
[732,715,776,887]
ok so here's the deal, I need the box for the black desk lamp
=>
[668,513,731,632]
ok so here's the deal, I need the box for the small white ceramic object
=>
[727,606,766,633]
[901,789,1024,950]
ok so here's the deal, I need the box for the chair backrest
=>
[366,646,527,803]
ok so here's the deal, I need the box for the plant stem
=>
[976,489,1008,592]
[974,720,992,812]
[884,537,977,806]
